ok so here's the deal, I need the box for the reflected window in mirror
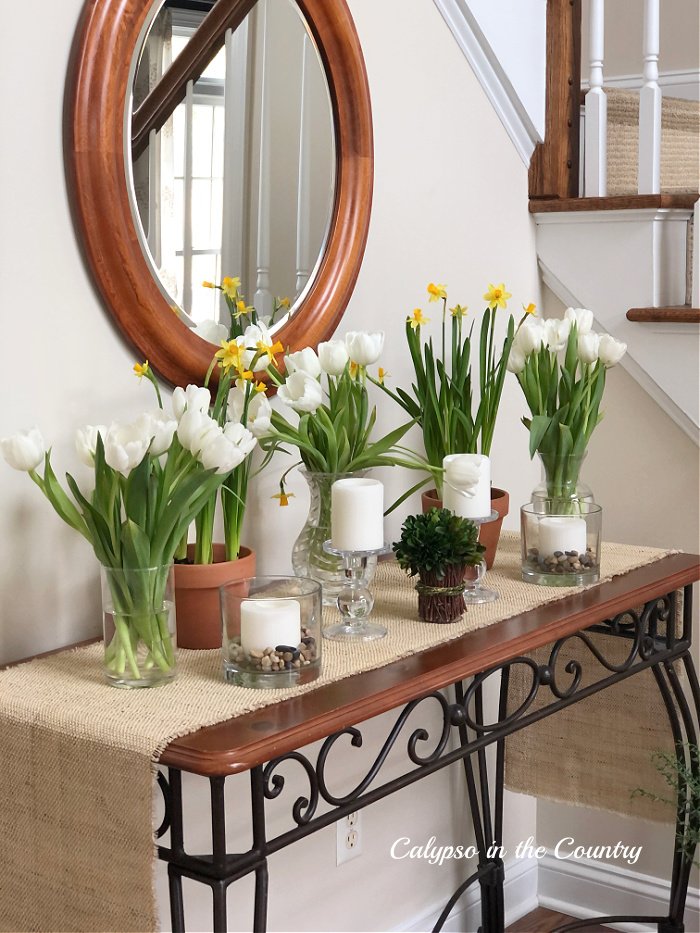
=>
[130,0,336,339]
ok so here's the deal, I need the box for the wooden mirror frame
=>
[65,0,373,387]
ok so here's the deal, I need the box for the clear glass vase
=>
[531,452,594,514]
[292,469,377,606]
[101,564,177,688]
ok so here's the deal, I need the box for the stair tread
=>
[530,193,698,213]
[627,307,700,323]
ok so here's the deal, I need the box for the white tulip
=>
[103,420,151,477]
[1,427,45,472]
[238,323,274,371]
[172,384,211,421]
[345,331,384,366]
[598,334,627,368]
[577,332,600,365]
[199,422,256,474]
[226,384,273,437]
[75,425,107,467]
[193,319,229,345]
[248,396,273,438]
[564,307,594,336]
[544,318,571,352]
[137,410,177,457]
[317,339,349,376]
[515,318,545,356]
[177,409,221,456]
[278,371,324,414]
[506,346,527,374]
[285,347,322,379]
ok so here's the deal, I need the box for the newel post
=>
[529,0,582,201]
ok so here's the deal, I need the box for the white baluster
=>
[638,0,661,194]
[295,35,312,295]
[221,23,251,322]
[584,0,607,196]
[182,79,194,314]
[253,0,273,320]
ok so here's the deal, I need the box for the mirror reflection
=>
[130,0,336,340]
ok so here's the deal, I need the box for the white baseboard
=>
[538,852,700,933]
[398,855,538,932]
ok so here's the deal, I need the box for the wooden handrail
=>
[529,0,582,200]
[131,0,257,159]
[627,307,700,323]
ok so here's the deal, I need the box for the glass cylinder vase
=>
[292,469,377,605]
[521,501,602,586]
[101,564,177,688]
[221,575,322,687]
[531,452,594,513]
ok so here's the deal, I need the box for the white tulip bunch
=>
[507,307,626,498]
[258,330,420,491]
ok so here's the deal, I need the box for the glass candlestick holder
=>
[322,541,391,641]
[463,510,499,605]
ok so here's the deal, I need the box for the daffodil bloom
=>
[483,283,512,310]
[235,299,254,319]
[202,280,216,289]
[278,296,291,309]
[256,339,284,368]
[215,339,244,372]
[378,367,390,385]
[450,304,468,318]
[272,490,294,507]
[221,276,241,298]
[522,302,537,316]
[406,308,429,330]
[254,381,267,394]
[427,283,447,302]
[133,360,149,379]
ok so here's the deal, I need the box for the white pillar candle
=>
[539,517,587,556]
[442,454,491,519]
[240,598,301,654]
[331,478,384,551]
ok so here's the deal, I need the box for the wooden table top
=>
[158,553,700,777]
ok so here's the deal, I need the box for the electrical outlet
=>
[336,811,362,864]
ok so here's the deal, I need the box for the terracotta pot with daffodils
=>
[171,277,285,648]
[376,282,533,568]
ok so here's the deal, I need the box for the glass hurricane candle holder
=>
[221,576,322,688]
[521,501,602,586]
[322,541,391,641]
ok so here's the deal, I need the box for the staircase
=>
[527,0,699,442]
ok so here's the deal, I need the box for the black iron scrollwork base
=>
[156,586,699,933]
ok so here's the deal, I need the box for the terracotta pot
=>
[173,544,256,649]
[420,487,510,570]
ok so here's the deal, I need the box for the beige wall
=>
[581,0,700,79]
[0,0,541,929]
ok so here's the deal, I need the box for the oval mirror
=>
[66,0,373,387]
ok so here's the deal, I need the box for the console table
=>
[154,553,700,933]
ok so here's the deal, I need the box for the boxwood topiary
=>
[392,507,485,580]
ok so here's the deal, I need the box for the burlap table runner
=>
[0,534,673,932]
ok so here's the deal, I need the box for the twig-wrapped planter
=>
[416,564,466,623]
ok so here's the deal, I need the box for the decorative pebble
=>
[524,547,599,577]
[230,637,319,674]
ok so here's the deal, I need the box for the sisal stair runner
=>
[605,87,700,196]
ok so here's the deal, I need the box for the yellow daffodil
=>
[483,283,512,310]
[450,304,468,318]
[202,280,216,289]
[427,283,447,302]
[235,299,254,319]
[272,490,294,507]
[254,381,267,394]
[523,302,537,316]
[406,308,429,330]
[378,367,390,385]
[238,369,254,381]
[221,276,241,298]
[215,339,243,372]
[133,360,149,379]
[257,339,284,368]
[278,296,291,309]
